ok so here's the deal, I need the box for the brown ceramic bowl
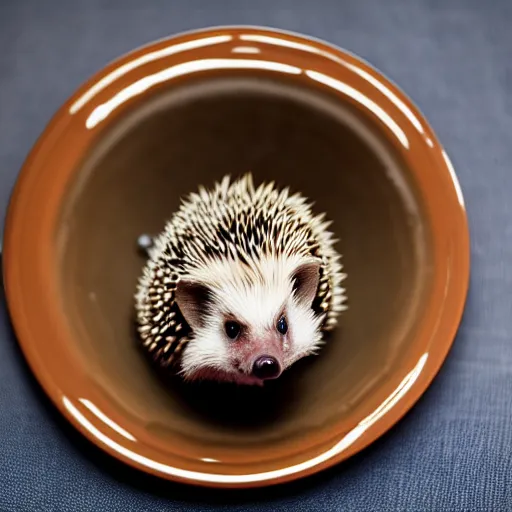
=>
[2,26,469,488]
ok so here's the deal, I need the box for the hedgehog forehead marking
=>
[184,255,316,331]
[216,269,291,331]
[135,171,347,374]
[186,253,307,293]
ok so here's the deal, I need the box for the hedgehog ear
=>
[175,279,212,330]
[291,260,321,308]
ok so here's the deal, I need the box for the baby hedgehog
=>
[135,173,346,386]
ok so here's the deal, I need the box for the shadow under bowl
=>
[2,26,469,488]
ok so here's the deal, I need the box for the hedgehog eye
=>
[276,315,288,335]
[225,321,241,340]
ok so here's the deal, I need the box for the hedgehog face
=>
[135,173,347,385]
[175,257,324,385]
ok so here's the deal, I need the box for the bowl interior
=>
[56,75,433,471]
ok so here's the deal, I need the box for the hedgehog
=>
[135,173,346,386]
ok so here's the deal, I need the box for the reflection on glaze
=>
[79,398,136,442]
[84,53,409,152]
[442,150,465,207]
[73,29,419,152]
[341,62,426,136]
[231,46,261,54]
[358,353,428,428]
[306,70,409,149]
[85,59,302,129]
[239,33,346,65]
[63,353,427,485]
[240,33,425,140]
[69,35,233,114]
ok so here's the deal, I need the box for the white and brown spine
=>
[135,173,346,368]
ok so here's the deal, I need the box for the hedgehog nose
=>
[252,356,281,380]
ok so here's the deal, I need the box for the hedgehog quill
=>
[135,173,347,386]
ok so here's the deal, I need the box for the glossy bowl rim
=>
[2,25,470,488]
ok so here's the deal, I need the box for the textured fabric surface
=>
[1,1,511,510]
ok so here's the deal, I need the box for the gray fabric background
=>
[1,1,511,510]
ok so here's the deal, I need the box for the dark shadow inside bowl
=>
[56,75,433,463]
